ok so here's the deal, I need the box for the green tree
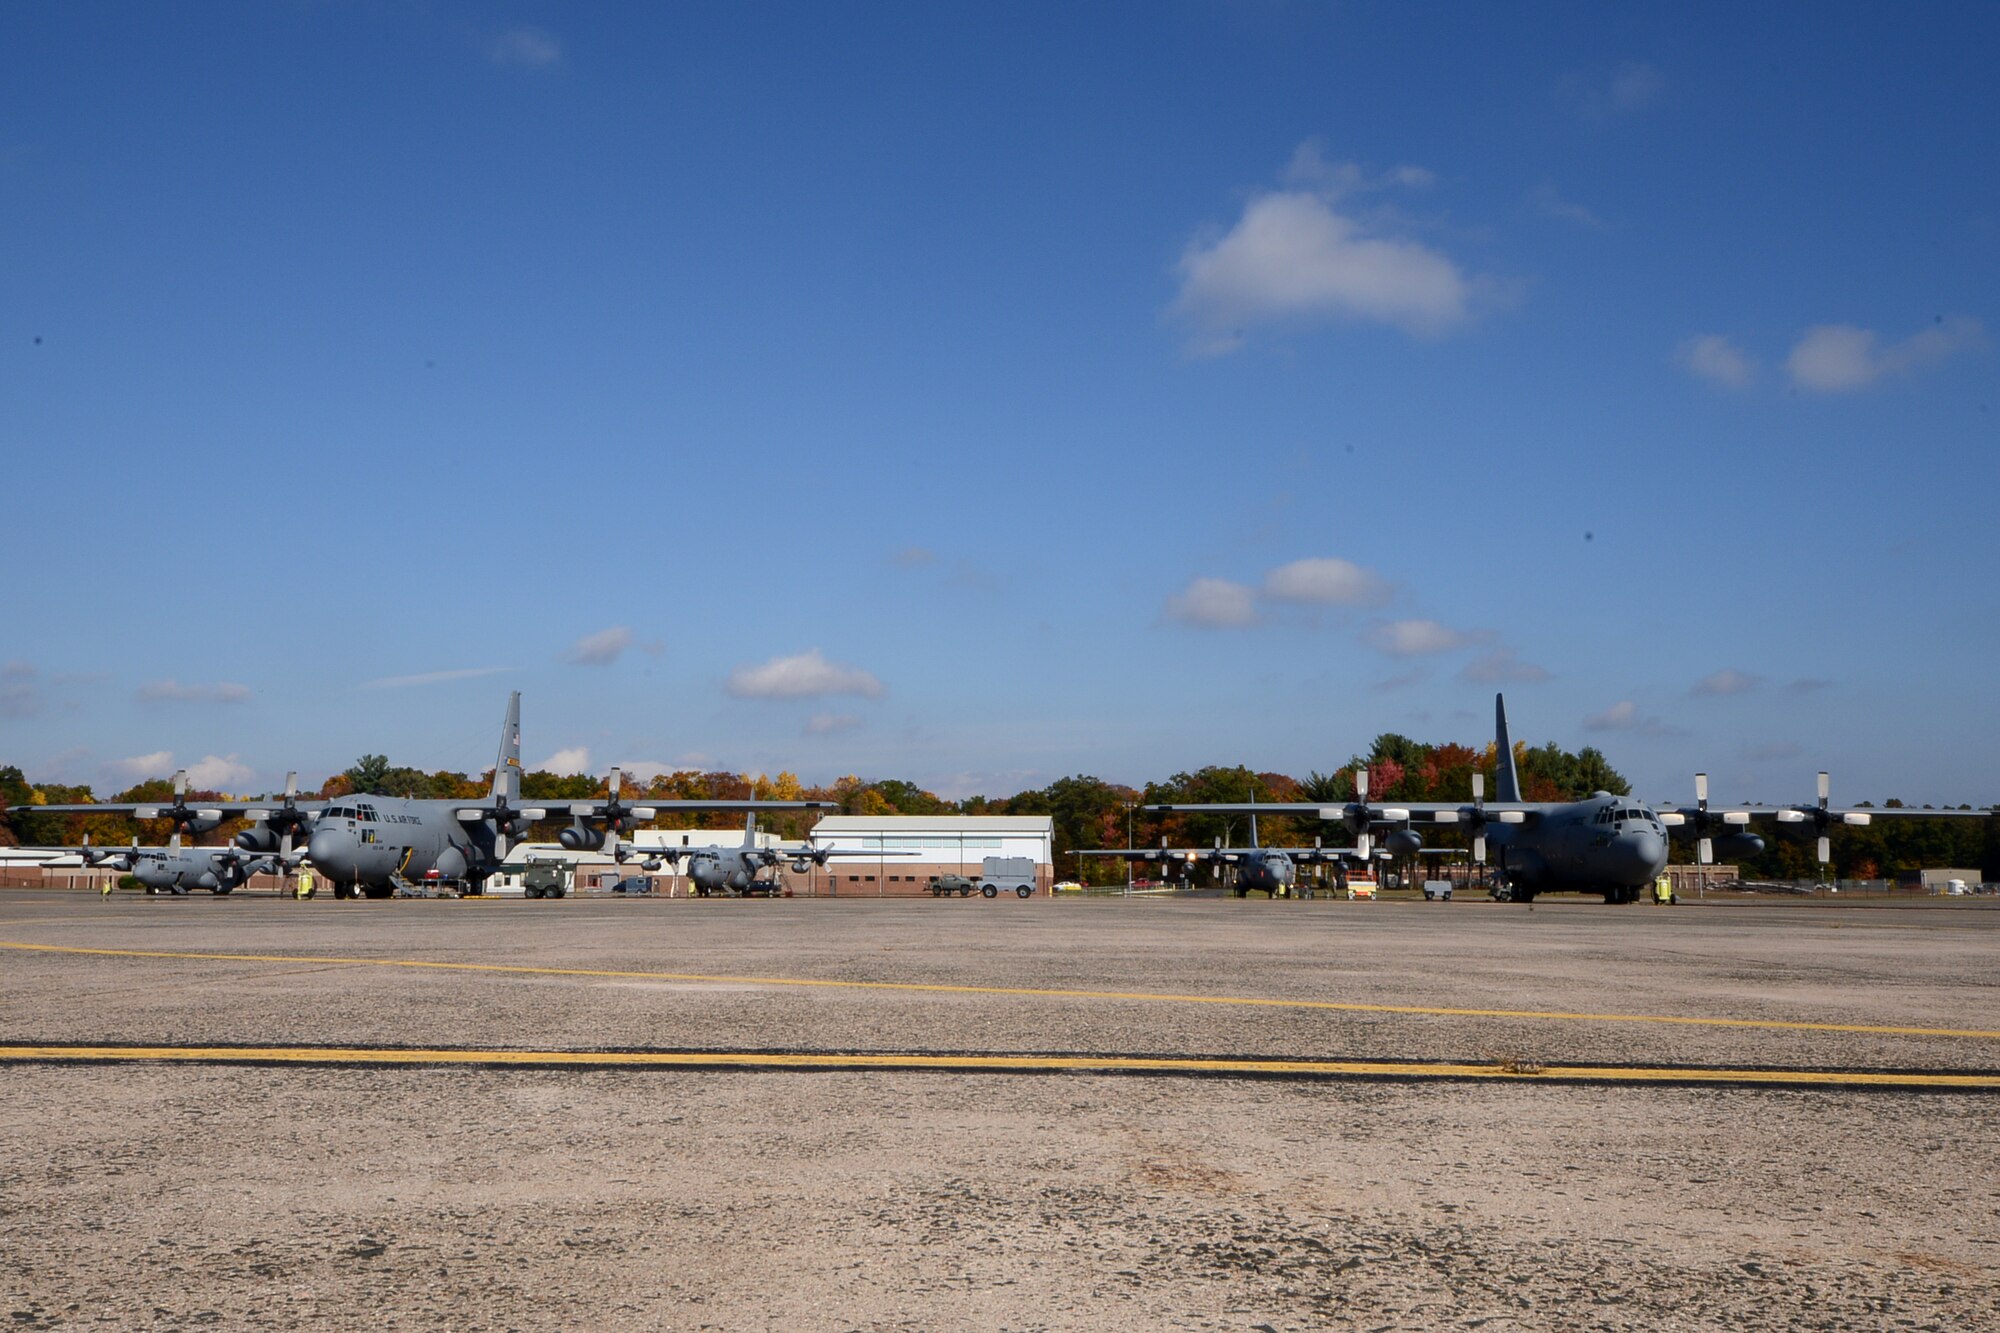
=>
[344,754,392,795]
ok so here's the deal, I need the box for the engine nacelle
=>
[558,822,606,851]
[791,860,812,874]
[235,826,280,853]
[1385,827,1425,856]
[182,815,223,836]
[1714,831,1766,859]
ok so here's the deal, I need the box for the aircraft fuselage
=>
[1487,794,1669,899]
[1231,851,1295,896]
[305,796,491,896]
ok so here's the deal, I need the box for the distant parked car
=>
[611,876,653,895]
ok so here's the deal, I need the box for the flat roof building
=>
[805,814,1055,897]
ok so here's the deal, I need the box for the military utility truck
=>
[927,873,975,897]
[522,859,571,899]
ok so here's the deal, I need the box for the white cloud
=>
[613,760,692,784]
[1679,334,1755,388]
[1163,577,1260,629]
[1565,62,1665,119]
[1585,702,1637,730]
[1,662,38,718]
[1786,317,1981,392]
[107,751,175,781]
[106,751,254,790]
[726,649,885,700]
[136,679,252,704]
[1529,180,1605,229]
[1368,619,1489,657]
[1692,668,1762,697]
[184,754,255,791]
[804,713,862,737]
[1460,649,1550,683]
[1283,142,1436,193]
[569,626,635,666]
[487,26,560,67]
[1261,557,1389,607]
[1606,62,1665,113]
[539,746,591,776]
[361,666,511,690]
[1583,701,1684,738]
[1171,157,1475,349]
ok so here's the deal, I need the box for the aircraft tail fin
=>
[491,692,522,804]
[743,812,758,847]
[1248,787,1260,849]
[1494,693,1522,802]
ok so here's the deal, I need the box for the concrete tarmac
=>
[3,889,1996,1329]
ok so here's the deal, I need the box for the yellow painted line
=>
[1,1043,1994,1089]
[4,940,1998,1041]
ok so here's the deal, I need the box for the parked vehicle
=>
[611,876,653,895]
[928,874,975,897]
[522,860,570,899]
[980,856,1037,899]
[1422,879,1453,901]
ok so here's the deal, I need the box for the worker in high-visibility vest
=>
[296,869,316,900]
[1653,874,1675,905]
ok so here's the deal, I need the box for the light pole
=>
[1124,803,1134,893]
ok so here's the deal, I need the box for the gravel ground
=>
[3,890,1996,1330]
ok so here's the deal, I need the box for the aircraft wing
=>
[5,799,327,819]
[1074,847,1211,861]
[1264,845,1364,861]
[790,847,919,858]
[1656,802,1991,827]
[456,799,836,821]
[0,847,87,865]
[1143,801,1546,826]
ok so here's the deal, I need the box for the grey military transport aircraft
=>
[76,834,282,895]
[623,813,908,897]
[1149,694,1989,903]
[8,693,830,899]
[1076,807,1353,897]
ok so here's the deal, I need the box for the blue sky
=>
[2,2,1994,806]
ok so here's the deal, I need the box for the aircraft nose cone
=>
[1614,829,1668,881]
[307,828,352,878]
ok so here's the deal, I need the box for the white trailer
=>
[979,856,1037,898]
